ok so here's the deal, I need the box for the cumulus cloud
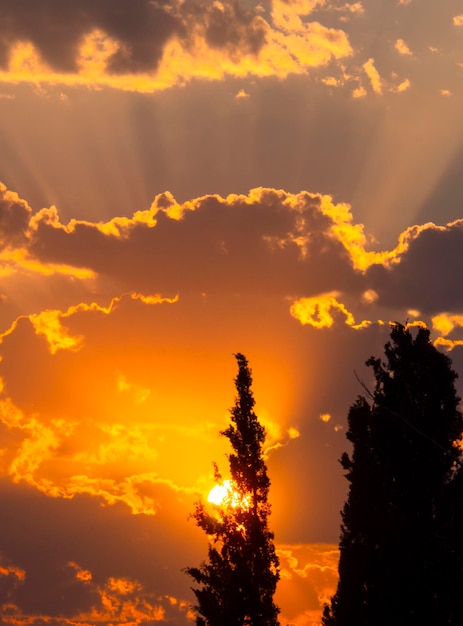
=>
[0,0,352,91]
[3,182,463,341]
[0,0,459,101]
[0,0,182,74]
[11,184,431,301]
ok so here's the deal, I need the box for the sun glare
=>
[207,480,251,509]
[208,481,231,506]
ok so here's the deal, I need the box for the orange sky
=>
[1,1,463,624]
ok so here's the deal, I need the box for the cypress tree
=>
[324,323,463,626]
[185,353,280,626]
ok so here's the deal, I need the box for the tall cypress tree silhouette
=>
[324,323,463,626]
[185,353,280,626]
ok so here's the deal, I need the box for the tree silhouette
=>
[323,323,463,626]
[185,353,280,626]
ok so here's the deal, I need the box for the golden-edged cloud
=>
[0,183,96,280]
[22,184,428,283]
[0,0,352,92]
[4,181,463,338]
[290,292,372,329]
[0,293,177,354]
[432,313,463,351]
[2,559,193,625]
[0,0,460,104]
[0,384,196,514]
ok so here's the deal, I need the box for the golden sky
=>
[1,1,463,624]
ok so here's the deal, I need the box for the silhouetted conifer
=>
[323,323,463,626]
[185,353,280,626]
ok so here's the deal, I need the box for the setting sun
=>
[207,480,251,510]
[207,481,232,506]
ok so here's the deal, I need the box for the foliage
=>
[323,323,463,626]
[185,353,280,626]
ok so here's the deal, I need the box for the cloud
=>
[0,0,460,106]
[395,38,412,55]
[0,0,182,74]
[0,293,177,354]
[0,480,199,624]
[235,87,250,99]
[117,372,151,404]
[432,313,463,351]
[341,2,364,15]
[363,58,383,94]
[0,184,96,280]
[276,543,339,625]
[393,77,411,92]
[10,183,429,305]
[290,292,372,329]
[14,186,360,297]
[0,0,352,91]
[0,373,197,517]
[0,182,31,247]
[4,181,463,343]
[367,220,463,315]
[352,84,367,98]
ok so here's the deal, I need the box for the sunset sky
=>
[1,1,463,624]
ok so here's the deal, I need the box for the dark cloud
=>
[0,182,31,248]
[0,0,180,73]
[27,190,362,297]
[368,221,463,314]
[0,0,269,75]
[200,1,267,55]
[0,478,199,623]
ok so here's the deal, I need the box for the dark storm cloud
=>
[0,0,181,73]
[0,0,267,74]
